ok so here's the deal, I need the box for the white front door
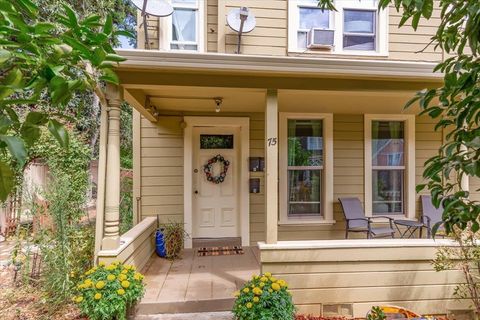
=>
[192,126,240,238]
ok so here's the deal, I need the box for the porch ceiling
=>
[117,50,440,120]
[123,85,422,116]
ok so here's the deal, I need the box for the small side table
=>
[394,220,425,238]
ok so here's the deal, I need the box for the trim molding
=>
[183,116,250,248]
[116,49,442,81]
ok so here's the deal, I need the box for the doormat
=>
[197,246,244,256]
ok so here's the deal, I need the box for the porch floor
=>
[138,246,260,315]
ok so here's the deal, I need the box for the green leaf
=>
[100,68,119,84]
[0,49,11,64]
[105,53,127,62]
[48,119,69,148]
[26,111,48,125]
[0,161,14,202]
[103,14,113,35]
[61,4,78,28]
[0,135,27,165]
[412,12,422,30]
[422,0,433,19]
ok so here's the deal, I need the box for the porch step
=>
[134,312,233,320]
[136,298,235,314]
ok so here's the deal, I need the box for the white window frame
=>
[364,114,415,220]
[159,0,205,52]
[279,113,334,225]
[288,0,388,56]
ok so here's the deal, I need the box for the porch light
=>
[214,97,223,113]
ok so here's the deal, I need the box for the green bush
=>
[233,272,295,320]
[74,262,145,320]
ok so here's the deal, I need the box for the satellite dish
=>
[130,0,173,17]
[227,7,256,54]
[227,7,256,33]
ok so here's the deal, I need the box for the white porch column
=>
[101,85,122,250]
[265,89,278,244]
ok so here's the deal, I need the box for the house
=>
[95,0,475,317]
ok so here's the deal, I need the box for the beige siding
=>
[470,177,480,202]
[207,0,218,52]
[138,113,444,245]
[218,0,287,56]
[260,242,467,317]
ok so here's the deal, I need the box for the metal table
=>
[394,220,425,238]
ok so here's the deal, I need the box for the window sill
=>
[287,49,389,58]
[278,219,336,226]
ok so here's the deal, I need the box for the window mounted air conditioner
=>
[307,28,334,49]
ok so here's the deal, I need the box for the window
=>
[200,135,234,149]
[297,6,331,49]
[288,0,387,55]
[160,0,203,51]
[343,9,376,51]
[280,113,334,224]
[365,115,415,219]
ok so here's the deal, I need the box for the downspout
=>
[94,105,109,261]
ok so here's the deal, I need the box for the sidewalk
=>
[135,312,233,320]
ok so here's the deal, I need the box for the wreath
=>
[203,154,230,184]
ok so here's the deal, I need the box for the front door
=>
[192,126,240,238]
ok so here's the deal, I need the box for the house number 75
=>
[267,138,277,146]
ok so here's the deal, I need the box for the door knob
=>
[194,190,198,194]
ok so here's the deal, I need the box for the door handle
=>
[194,190,198,194]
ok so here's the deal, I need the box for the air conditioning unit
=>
[307,28,334,49]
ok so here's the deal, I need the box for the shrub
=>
[74,261,145,320]
[162,221,187,259]
[233,272,295,320]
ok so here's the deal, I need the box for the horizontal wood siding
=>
[137,113,445,244]
[207,0,218,52]
[260,242,467,317]
[221,0,287,56]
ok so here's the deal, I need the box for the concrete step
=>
[136,298,235,315]
[135,312,233,320]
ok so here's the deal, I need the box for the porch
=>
[137,246,260,314]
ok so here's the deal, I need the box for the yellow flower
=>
[118,274,127,281]
[121,280,130,288]
[107,274,116,281]
[268,289,273,293]
[70,271,75,278]
[117,288,125,296]
[233,291,240,297]
[106,264,116,271]
[84,279,93,288]
[253,296,259,303]
[95,281,106,289]
[134,273,141,281]
[124,265,132,270]
[260,277,268,283]
[253,287,262,295]
[277,280,287,288]
[271,283,280,291]
[131,266,136,271]
[264,272,272,278]
[94,293,102,300]
[75,296,83,303]
[246,302,253,309]
[121,269,128,274]
[242,287,250,294]
[270,277,277,283]
[251,284,255,288]
[98,262,106,267]
[77,284,85,290]
[259,282,265,288]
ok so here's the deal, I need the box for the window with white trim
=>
[288,0,388,55]
[364,115,415,219]
[279,113,334,224]
[160,0,204,52]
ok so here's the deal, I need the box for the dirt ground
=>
[0,241,82,320]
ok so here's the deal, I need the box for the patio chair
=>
[338,197,395,239]
[420,195,446,238]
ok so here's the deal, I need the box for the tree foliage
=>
[0,0,130,201]
[318,0,480,234]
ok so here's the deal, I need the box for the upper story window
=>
[288,0,388,55]
[160,0,204,52]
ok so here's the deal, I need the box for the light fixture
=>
[214,97,223,113]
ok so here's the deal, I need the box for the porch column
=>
[265,89,278,244]
[101,84,122,250]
